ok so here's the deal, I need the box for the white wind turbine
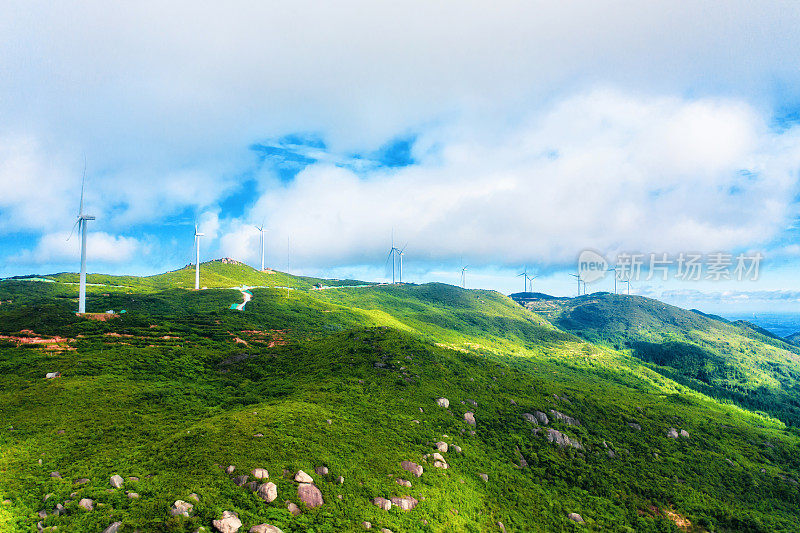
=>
[460,265,468,289]
[254,223,267,271]
[68,160,95,314]
[194,225,204,290]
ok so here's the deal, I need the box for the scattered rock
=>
[45,372,61,379]
[50,471,61,479]
[549,410,580,426]
[545,428,583,450]
[452,444,462,453]
[372,497,392,511]
[464,412,476,426]
[102,522,122,533]
[335,476,344,484]
[128,476,139,482]
[247,481,259,491]
[250,525,284,533]
[466,399,477,407]
[38,510,47,519]
[396,479,412,487]
[297,483,324,507]
[251,468,269,479]
[286,501,301,516]
[127,492,139,499]
[509,399,517,405]
[213,510,242,533]
[523,413,539,425]
[78,498,94,511]
[401,461,423,477]
[380,529,393,533]
[43,493,54,501]
[436,397,450,408]
[425,452,449,469]
[568,512,585,523]
[390,496,418,511]
[225,465,236,475]
[362,522,372,529]
[326,419,332,425]
[232,475,249,487]
[479,473,489,482]
[256,482,278,503]
[680,429,690,438]
[435,441,448,453]
[110,474,124,488]
[666,428,679,439]
[627,422,642,431]
[498,522,507,532]
[314,466,329,476]
[188,493,200,502]
[171,500,193,517]
[294,470,313,483]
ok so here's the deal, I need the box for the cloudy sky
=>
[3,1,800,312]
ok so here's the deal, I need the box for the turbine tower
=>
[461,265,468,289]
[526,274,537,292]
[386,233,401,284]
[194,225,204,290]
[570,273,583,296]
[517,266,528,292]
[70,161,95,314]
[254,224,267,271]
[398,243,407,283]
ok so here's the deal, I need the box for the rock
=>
[249,524,283,533]
[545,428,583,449]
[479,473,488,482]
[232,475,249,487]
[464,412,476,426]
[326,419,332,425]
[396,479,412,487]
[45,372,61,379]
[549,410,580,426]
[400,460,423,477]
[128,476,139,482]
[251,468,269,479]
[314,466,329,476]
[43,493,54,501]
[110,474,124,488]
[435,441,448,453]
[127,492,139,499]
[628,422,642,431]
[452,445,462,453]
[171,500,193,517]
[188,493,200,501]
[436,397,450,408]
[297,483,323,507]
[247,481,258,491]
[78,498,94,511]
[372,497,392,511]
[466,399,477,407]
[666,428,679,439]
[381,529,393,533]
[286,501,301,516]
[225,465,236,475]
[294,470,313,483]
[50,471,61,479]
[680,429,690,438]
[568,512,585,523]
[335,476,344,484]
[390,496,418,511]
[498,522,507,532]
[523,413,539,425]
[213,510,242,533]
[509,399,517,405]
[256,482,278,503]
[102,522,122,533]
[362,522,372,529]
[38,510,47,518]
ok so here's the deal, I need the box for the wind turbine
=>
[461,265,468,289]
[194,225,204,290]
[607,267,618,294]
[398,243,407,283]
[517,266,529,292]
[526,274,537,292]
[570,273,583,296]
[254,223,267,271]
[386,232,401,284]
[68,160,95,314]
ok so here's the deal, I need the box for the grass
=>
[0,264,798,532]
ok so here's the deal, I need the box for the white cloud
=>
[241,90,800,269]
[12,231,144,264]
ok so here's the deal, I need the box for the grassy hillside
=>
[0,266,799,532]
[515,292,800,428]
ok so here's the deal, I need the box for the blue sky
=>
[3,1,800,313]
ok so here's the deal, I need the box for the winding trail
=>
[230,286,253,311]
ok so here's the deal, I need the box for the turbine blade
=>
[66,218,80,241]
[78,156,87,216]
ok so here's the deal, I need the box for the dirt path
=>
[230,286,253,311]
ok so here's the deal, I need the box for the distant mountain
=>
[513,292,800,426]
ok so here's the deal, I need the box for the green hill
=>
[514,292,800,427]
[0,266,799,532]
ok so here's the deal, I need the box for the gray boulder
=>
[45,372,61,379]
[251,468,269,479]
[250,525,283,533]
[396,479,412,487]
[372,497,391,511]
[464,412,476,426]
[534,411,549,424]
[314,466,329,476]
[102,522,122,533]
[256,482,278,503]
[294,470,313,483]
[479,473,488,482]
[436,397,450,408]
[435,441,448,453]
[232,475,249,487]
[171,500,193,517]
[568,512,585,523]
[400,460,423,477]
[297,483,323,507]
[78,498,94,511]
[549,410,580,426]
[213,510,242,533]
[666,428,679,439]
[680,429,690,438]
[110,474,124,488]
[628,422,642,431]
[390,496,418,511]
[286,502,301,516]
[225,465,236,475]
[545,428,583,450]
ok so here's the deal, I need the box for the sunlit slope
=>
[518,292,800,426]
[0,276,799,531]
